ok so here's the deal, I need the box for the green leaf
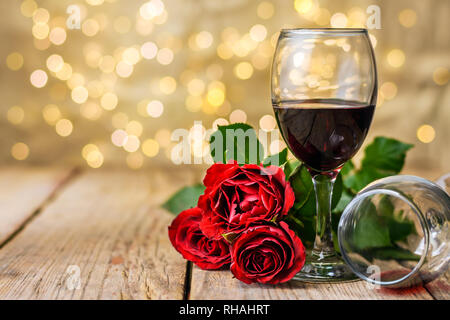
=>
[284,214,304,228]
[332,188,354,214]
[353,201,391,250]
[162,184,205,215]
[378,195,395,217]
[362,137,414,172]
[290,164,342,212]
[378,196,416,243]
[345,137,413,192]
[363,246,421,261]
[388,217,415,243]
[283,159,301,180]
[285,211,316,247]
[340,161,355,177]
[289,164,313,207]
[209,123,264,165]
[263,148,288,167]
[331,173,343,209]
[344,166,383,192]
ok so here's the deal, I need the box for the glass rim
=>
[280,28,368,36]
[338,185,430,286]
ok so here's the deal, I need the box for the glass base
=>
[293,252,359,283]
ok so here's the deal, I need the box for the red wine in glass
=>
[273,98,375,174]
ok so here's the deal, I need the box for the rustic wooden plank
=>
[190,266,434,300]
[188,168,440,300]
[424,270,450,300]
[419,172,449,300]
[0,167,74,245]
[0,167,201,300]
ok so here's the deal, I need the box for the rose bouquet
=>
[165,123,414,284]
[168,162,305,284]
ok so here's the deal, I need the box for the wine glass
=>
[339,175,450,288]
[271,28,377,282]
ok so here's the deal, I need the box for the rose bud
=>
[230,222,305,284]
[198,163,295,240]
[168,207,231,270]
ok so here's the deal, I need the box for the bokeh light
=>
[294,0,313,14]
[115,61,134,78]
[30,69,48,88]
[6,52,24,71]
[330,13,348,28]
[84,145,104,168]
[159,76,177,94]
[417,125,436,143]
[42,104,61,125]
[111,129,128,147]
[229,109,247,123]
[257,1,274,20]
[49,27,66,45]
[101,92,119,110]
[2,0,448,172]
[433,67,449,85]
[142,139,159,157]
[71,86,89,104]
[156,48,174,65]
[123,135,140,152]
[7,106,25,125]
[196,31,214,49]
[21,0,37,18]
[398,9,417,28]
[147,100,164,118]
[234,62,254,80]
[387,49,406,68]
[55,119,73,137]
[259,114,276,131]
[11,142,30,160]
[249,24,267,42]
[141,42,158,59]
[46,54,64,72]
[380,82,398,100]
[80,102,102,120]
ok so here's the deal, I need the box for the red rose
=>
[168,207,231,270]
[198,163,295,240]
[230,222,305,284]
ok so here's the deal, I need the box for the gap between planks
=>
[0,167,80,248]
[0,167,446,300]
[0,168,202,300]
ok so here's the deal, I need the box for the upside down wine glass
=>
[271,28,378,282]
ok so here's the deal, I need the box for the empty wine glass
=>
[338,175,450,288]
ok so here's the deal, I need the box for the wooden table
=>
[0,166,448,300]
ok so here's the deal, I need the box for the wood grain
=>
[190,266,434,300]
[0,168,200,300]
[0,166,445,300]
[425,271,450,300]
[0,167,73,245]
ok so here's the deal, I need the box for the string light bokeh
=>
[1,0,449,173]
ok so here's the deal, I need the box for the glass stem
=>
[311,173,336,259]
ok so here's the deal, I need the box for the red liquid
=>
[273,99,375,172]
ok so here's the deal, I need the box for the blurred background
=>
[1,0,449,177]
